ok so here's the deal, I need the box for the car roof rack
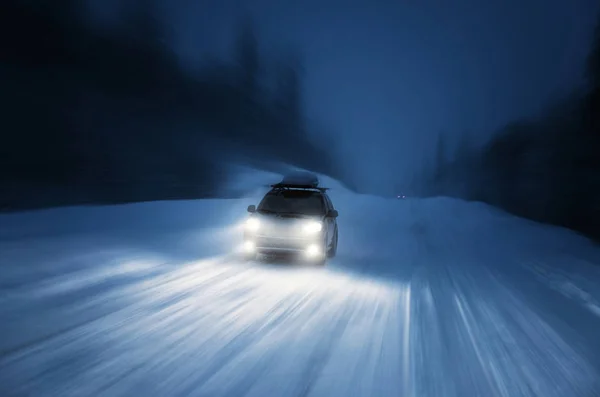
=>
[265,171,329,192]
[268,183,329,192]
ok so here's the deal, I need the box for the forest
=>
[418,14,600,241]
[0,0,339,210]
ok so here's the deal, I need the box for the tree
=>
[273,51,305,133]
[432,132,448,187]
[234,16,260,95]
[584,11,600,136]
[586,12,600,90]
[454,131,473,161]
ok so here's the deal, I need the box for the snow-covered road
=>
[1,177,600,396]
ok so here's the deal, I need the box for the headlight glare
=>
[245,217,260,231]
[243,240,255,252]
[303,221,323,233]
[306,244,322,258]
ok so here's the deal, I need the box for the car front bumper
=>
[243,233,325,258]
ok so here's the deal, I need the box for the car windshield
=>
[258,190,325,216]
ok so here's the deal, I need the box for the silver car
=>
[242,173,339,265]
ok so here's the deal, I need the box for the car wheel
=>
[313,256,326,266]
[243,252,256,262]
[327,228,338,258]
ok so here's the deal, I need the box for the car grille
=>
[258,219,301,238]
[255,236,307,250]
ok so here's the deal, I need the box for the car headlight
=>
[302,221,323,234]
[245,217,260,231]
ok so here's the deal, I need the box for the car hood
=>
[254,212,324,222]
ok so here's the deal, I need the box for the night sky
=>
[88,0,600,192]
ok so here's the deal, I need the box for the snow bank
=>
[3,166,596,269]
[3,166,600,336]
[0,199,246,240]
[0,166,346,241]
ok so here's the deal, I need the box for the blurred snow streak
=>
[0,170,599,397]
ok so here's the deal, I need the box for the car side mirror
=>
[247,205,256,213]
[328,209,339,218]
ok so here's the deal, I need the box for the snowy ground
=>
[1,171,600,397]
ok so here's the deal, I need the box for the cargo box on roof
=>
[279,172,319,188]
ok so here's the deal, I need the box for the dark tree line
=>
[415,14,600,241]
[0,0,338,210]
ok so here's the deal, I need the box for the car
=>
[242,172,339,265]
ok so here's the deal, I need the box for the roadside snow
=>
[1,171,600,396]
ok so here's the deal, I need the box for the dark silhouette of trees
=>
[235,16,261,96]
[273,52,305,133]
[587,16,600,91]
[432,132,448,187]
[0,1,337,210]
[417,12,600,241]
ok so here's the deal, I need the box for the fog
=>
[124,0,598,193]
[5,2,600,395]
[1,0,338,209]
[4,0,600,239]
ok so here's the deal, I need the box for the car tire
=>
[327,229,338,258]
[314,257,326,266]
[243,252,256,262]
